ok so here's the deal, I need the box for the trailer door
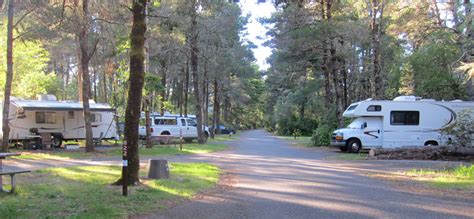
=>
[361,117,383,147]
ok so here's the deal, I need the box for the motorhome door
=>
[361,117,383,147]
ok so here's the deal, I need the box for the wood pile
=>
[368,146,474,161]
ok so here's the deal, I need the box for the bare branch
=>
[12,7,36,29]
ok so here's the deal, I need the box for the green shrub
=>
[311,124,332,146]
[442,110,474,147]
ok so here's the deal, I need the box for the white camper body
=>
[0,96,117,147]
[331,96,474,152]
[138,113,209,143]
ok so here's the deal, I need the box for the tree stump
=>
[147,159,169,179]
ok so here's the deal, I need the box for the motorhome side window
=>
[181,119,186,126]
[390,111,419,125]
[36,112,56,124]
[367,105,382,112]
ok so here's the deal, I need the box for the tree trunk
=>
[371,0,383,99]
[160,68,166,115]
[144,96,152,148]
[1,0,14,152]
[77,0,94,152]
[212,78,220,138]
[116,0,147,186]
[190,0,205,144]
[184,61,189,117]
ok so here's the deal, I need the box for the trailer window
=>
[90,114,102,123]
[367,105,382,112]
[390,111,419,125]
[36,112,56,124]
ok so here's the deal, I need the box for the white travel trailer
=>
[331,96,474,153]
[0,95,117,148]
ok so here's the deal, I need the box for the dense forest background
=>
[1,0,473,145]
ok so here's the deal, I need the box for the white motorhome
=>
[330,96,474,153]
[0,95,117,148]
[138,114,210,143]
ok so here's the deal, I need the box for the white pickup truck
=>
[139,116,209,143]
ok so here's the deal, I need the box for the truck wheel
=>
[52,135,63,148]
[424,141,438,146]
[347,139,361,153]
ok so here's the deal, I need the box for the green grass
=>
[0,163,220,218]
[13,143,228,160]
[276,136,312,147]
[209,133,240,142]
[325,152,368,160]
[405,165,474,189]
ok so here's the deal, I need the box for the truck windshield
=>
[347,119,363,129]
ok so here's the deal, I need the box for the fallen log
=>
[369,146,474,161]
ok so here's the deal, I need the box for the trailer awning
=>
[12,100,115,112]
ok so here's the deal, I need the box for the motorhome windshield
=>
[347,119,363,129]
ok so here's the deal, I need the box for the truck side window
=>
[367,105,381,112]
[187,119,197,127]
[390,111,419,125]
[181,119,186,126]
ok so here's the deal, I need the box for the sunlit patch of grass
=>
[0,163,220,218]
[405,165,474,189]
[12,143,228,160]
[276,136,312,147]
[325,152,368,160]
[209,133,240,142]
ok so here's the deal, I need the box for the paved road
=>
[153,129,474,219]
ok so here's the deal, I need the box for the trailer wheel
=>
[52,135,63,148]
[347,139,361,153]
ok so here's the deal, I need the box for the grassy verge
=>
[276,136,312,147]
[325,152,368,160]
[404,165,474,189]
[209,133,240,142]
[13,143,228,160]
[0,163,220,218]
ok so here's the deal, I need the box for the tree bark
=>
[116,0,147,185]
[144,96,152,148]
[212,78,220,137]
[190,0,205,144]
[371,0,383,99]
[184,61,189,117]
[77,0,94,152]
[1,0,14,152]
[160,68,166,115]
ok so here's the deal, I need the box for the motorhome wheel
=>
[347,139,361,153]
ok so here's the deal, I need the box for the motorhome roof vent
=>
[393,96,418,101]
[420,99,436,102]
[451,100,463,102]
[37,94,57,101]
